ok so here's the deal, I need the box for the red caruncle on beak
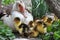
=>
[18,4,25,13]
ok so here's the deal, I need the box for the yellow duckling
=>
[36,21,47,34]
[28,21,36,31]
[14,17,29,37]
[14,17,23,34]
[41,16,48,23]
[45,18,53,26]
[28,21,39,38]
[44,13,58,26]
[29,29,39,38]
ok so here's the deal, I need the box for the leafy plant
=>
[43,33,50,40]
[0,21,15,40]
[42,19,60,40]
[32,0,48,19]
[2,0,14,6]
[54,31,60,40]
[47,19,60,32]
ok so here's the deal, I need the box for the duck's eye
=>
[18,4,22,7]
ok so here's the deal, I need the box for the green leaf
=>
[54,31,60,40]
[32,0,48,18]
[2,0,15,6]
[0,21,15,40]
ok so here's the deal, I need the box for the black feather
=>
[18,23,29,37]
[0,11,5,18]
[47,18,52,23]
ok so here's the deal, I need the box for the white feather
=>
[24,10,33,25]
[1,0,33,31]
[1,11,25,31]
[11,11,25,23]
[1,15,15,30]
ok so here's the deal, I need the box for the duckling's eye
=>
[47,18,52,23]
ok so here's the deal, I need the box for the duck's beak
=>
[17,0,25,13]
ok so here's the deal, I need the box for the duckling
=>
[45,18,53,26]
[29,28,39,38]
[44,13,58,26]
[14,17,22,33]
[41,16,53,26]
[29,20,47,38]
[41,16,48,23]
[14,17,29,37]
[19,23,29,38]
[36,20,47,34]
[28,20,39,38]
[28,21,36,32]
